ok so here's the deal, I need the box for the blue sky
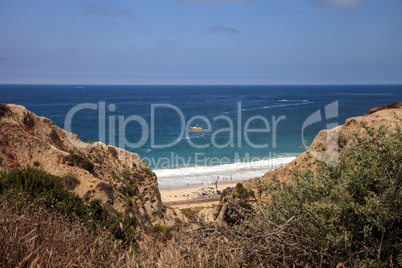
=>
[0,0,401,85]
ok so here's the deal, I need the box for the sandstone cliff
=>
[0,104,165,228]
[215,105,402,221]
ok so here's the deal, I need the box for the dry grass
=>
[0,196,311,267]
[0,197,123,267]
[121,203,334,268]
[0,197,343,267]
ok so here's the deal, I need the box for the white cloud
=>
[310,0,366,9]
[206,24,240,34]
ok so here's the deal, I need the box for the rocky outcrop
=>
[216,106,402,218]
[0,104,166,228]
[367,102,401,115]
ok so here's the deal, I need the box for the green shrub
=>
[0,166,89,221]
[89,199,105,222]
[0,167,137,242]
[118,184,137,197]
[33,161,40,167]
[379,102,401,110]
[111,172,121,181]
[223,201,253,226]
[93,156,102,164]
[233,183,255,200]
[122,169,132,181]
[61,172,80,191]
[181,208,198,221]
[257,121,402,266]
[69,152,94,173]
[151,225,168,233]
[368,102,402,114]
[141,166,154,176]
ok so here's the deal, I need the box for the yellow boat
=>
[190,126,202,130]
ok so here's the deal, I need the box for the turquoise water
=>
[1,84,401,187]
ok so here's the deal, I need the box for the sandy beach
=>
[160,179,244,208]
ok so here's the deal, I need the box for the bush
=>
[181,208,198,222]
[69,152,94,173]
[122,169,132,181]
[223,201,253,226]
[255,121,402,266]
[0,197,120,267]
[151,225,169,233]
[97,182,114,201]
[0,166,90,222]
[141,166,154,176]
[108,146,118,158]
[0,167,136,242]
[23,111,35,129]
[61,172,80,191]
[378,102,401,110]
[233,183,255,200]
[0,103,9,119]
[119,184,138,197]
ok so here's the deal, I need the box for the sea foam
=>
[155,155,296,189]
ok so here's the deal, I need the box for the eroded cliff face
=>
[0,104,166,228]
[215,106,402,222]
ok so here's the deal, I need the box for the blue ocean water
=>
[1,84,401,188]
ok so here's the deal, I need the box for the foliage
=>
[61,172,80,191]
[23,111,35,128]
[0,197,121,267]
[180,208,198,222]
[141,165,154,176]
[97,182,114,201]
[119,183,138,197]
[108,146,118,158]
[0,166,89,221]
[122,168,132,180]
[0,166,137,242]
[255,121,402,266]
[69,152,94,173]
[233,183,255,200]
[151,225,169,233]
[223,201,253,226]
[378,102,401,110]
[0,103,9,118]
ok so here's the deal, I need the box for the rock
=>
[0,104,165,228]
[367,102,402,115]
[215,105,402,220]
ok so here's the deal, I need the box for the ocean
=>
[1,84,401,188]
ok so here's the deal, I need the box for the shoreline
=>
[159,179,245,206]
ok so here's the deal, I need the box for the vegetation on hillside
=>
[0,118,401,267]
[248,120,402,266]
[0,167,138,242]
[368,102,402,114]
[0,197,123,267]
